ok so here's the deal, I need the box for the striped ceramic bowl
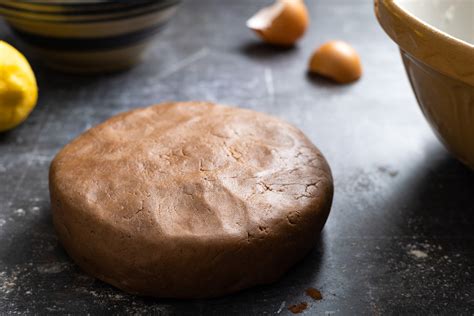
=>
[0,0,180,73]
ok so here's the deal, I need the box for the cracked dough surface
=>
[49,101,333,298]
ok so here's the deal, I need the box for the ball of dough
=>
[49,102,333,298]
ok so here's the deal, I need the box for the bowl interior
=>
[395,0,474,45]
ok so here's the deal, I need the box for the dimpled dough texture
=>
[49,102,333,298]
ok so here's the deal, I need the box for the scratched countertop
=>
[1,0,473,314]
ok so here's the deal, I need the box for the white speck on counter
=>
[0,269,19,294]
[36,263,67,274]
[31,206,40,214]
[0,219,6,227]
[158,48,209,79]
[14,208,25,216]
[264,68,274,103]
[89,290,99,297]
[276,301,286,314]
[409,249,428,259]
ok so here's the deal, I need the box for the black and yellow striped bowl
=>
[0,0,180,73]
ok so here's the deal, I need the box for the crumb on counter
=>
[306,287,323,300]
[288,302,308,314]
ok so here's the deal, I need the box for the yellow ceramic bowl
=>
[376,0,474,169]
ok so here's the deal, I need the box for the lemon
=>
[0,41,38,132]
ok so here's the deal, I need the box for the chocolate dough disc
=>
[49,102,333,298]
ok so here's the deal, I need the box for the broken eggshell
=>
[309,41,362,83]
[247,0,309,46]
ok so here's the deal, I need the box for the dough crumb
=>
[288,302,308,314]
[306,287,323,300]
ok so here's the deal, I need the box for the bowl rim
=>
[6,0,148,5]
[1,0,159,12]
[0,0,179,24]
[375,0,474,87]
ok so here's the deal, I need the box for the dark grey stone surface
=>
[1,0,473,314]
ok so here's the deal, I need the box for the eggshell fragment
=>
[247,0,309,46]
[309,41,362,83]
